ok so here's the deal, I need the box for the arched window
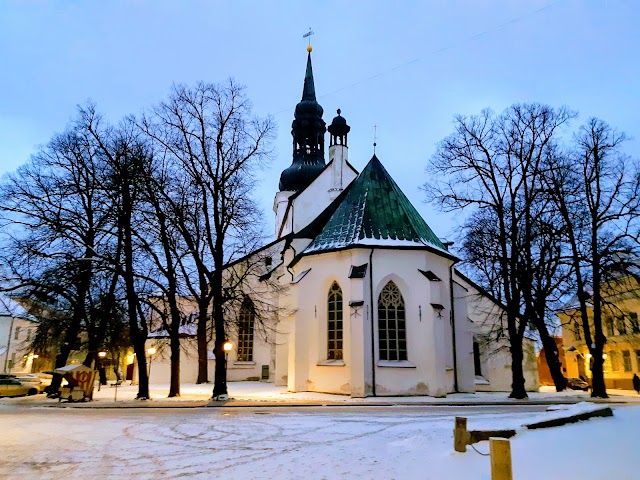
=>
[378,281,407,361]
[237,298,255,362]
[328,282,343,360]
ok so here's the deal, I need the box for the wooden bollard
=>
[454,417,468,452]
[490,437,513,480]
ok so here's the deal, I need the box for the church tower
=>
[274,46,327,237]
[278,46,326,192]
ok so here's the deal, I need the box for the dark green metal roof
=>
[301,155,447,254]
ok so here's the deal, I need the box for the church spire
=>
[279,47,327,192]
[301,49,316,102]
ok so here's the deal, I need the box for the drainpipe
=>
[449,261,459,393]
[369,249,376,397]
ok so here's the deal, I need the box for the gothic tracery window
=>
[328,282,343,360]
[237,298,255,362]
[378,281,407,361]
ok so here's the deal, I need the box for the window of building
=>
[473,340,482,376]
[573,321,582,341]
[604,316,615,337]
[636,350,640,372]
[610,351,621,372]
[622,350,632,372]
[617,316,627,336]
[630,312,639,334]
[14,326,20,340]
[236,299,255,362]
[378,281,407,361]
[327,282,343,360]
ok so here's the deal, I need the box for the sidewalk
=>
[2,381,639,409]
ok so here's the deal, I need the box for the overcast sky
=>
[1,0,639,242]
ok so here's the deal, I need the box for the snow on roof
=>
[148,317,198,338]
[0,295,34,321]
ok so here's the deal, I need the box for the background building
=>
[1,294,38,374]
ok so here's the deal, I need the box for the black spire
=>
[279,51,327,192]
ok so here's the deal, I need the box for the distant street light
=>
[147,347,157,380]
[97,351,107,358]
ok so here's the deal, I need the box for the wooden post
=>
[490,437,513,480]
[454,417,468,452]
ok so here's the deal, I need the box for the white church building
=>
[146,48,538,397]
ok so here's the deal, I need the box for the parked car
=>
[16,374,46,394]
[566,377,589,391]
[0,378,33,397]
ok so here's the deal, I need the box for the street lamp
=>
[96,351,108,390]
[147,347,156,380]
[213,340,233,401]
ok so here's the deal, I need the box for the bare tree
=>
[139,80,274,398]
[545,118,640,398]
[425,103,575,398]
[0,109,114,394]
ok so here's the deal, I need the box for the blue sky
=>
[1,1,639,242]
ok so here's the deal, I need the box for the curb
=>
[524,406,614,429]
[5,398,631,409]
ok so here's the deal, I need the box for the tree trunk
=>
[196,302,209,384]
[508,334,528,399]
[211,265,227,398]
[537,321,566,391]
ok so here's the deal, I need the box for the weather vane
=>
[303,28,314,51]
[373,125,378,154]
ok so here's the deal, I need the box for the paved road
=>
[0,404,549,480]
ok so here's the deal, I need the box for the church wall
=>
[454,274,539,392]
[453,281,476,393]
[286,160,357,236]
[144,338,200,384]
[369,249,454,397]
[287,247,464,397]
[287,250,354,395]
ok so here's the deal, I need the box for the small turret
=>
[328,108,350,147]
[327,109,350,199]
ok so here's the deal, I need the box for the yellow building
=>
[560,275,640,390]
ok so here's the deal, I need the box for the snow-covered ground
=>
[0,401,637,479]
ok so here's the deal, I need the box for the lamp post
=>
[147,347,156,381]
[97,351,107,390]
[220,340,233,400]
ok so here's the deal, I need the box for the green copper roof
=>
[301,155,447,254]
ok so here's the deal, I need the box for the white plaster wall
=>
[274,190,294,238]
[287,248,458,397]
[369,249,454,397]
[287,250,353,394]
[454,274,539,392]
[453,282,476,393]
[145,338,200,384]
[1,316,38,374]
[275,156,358,238]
